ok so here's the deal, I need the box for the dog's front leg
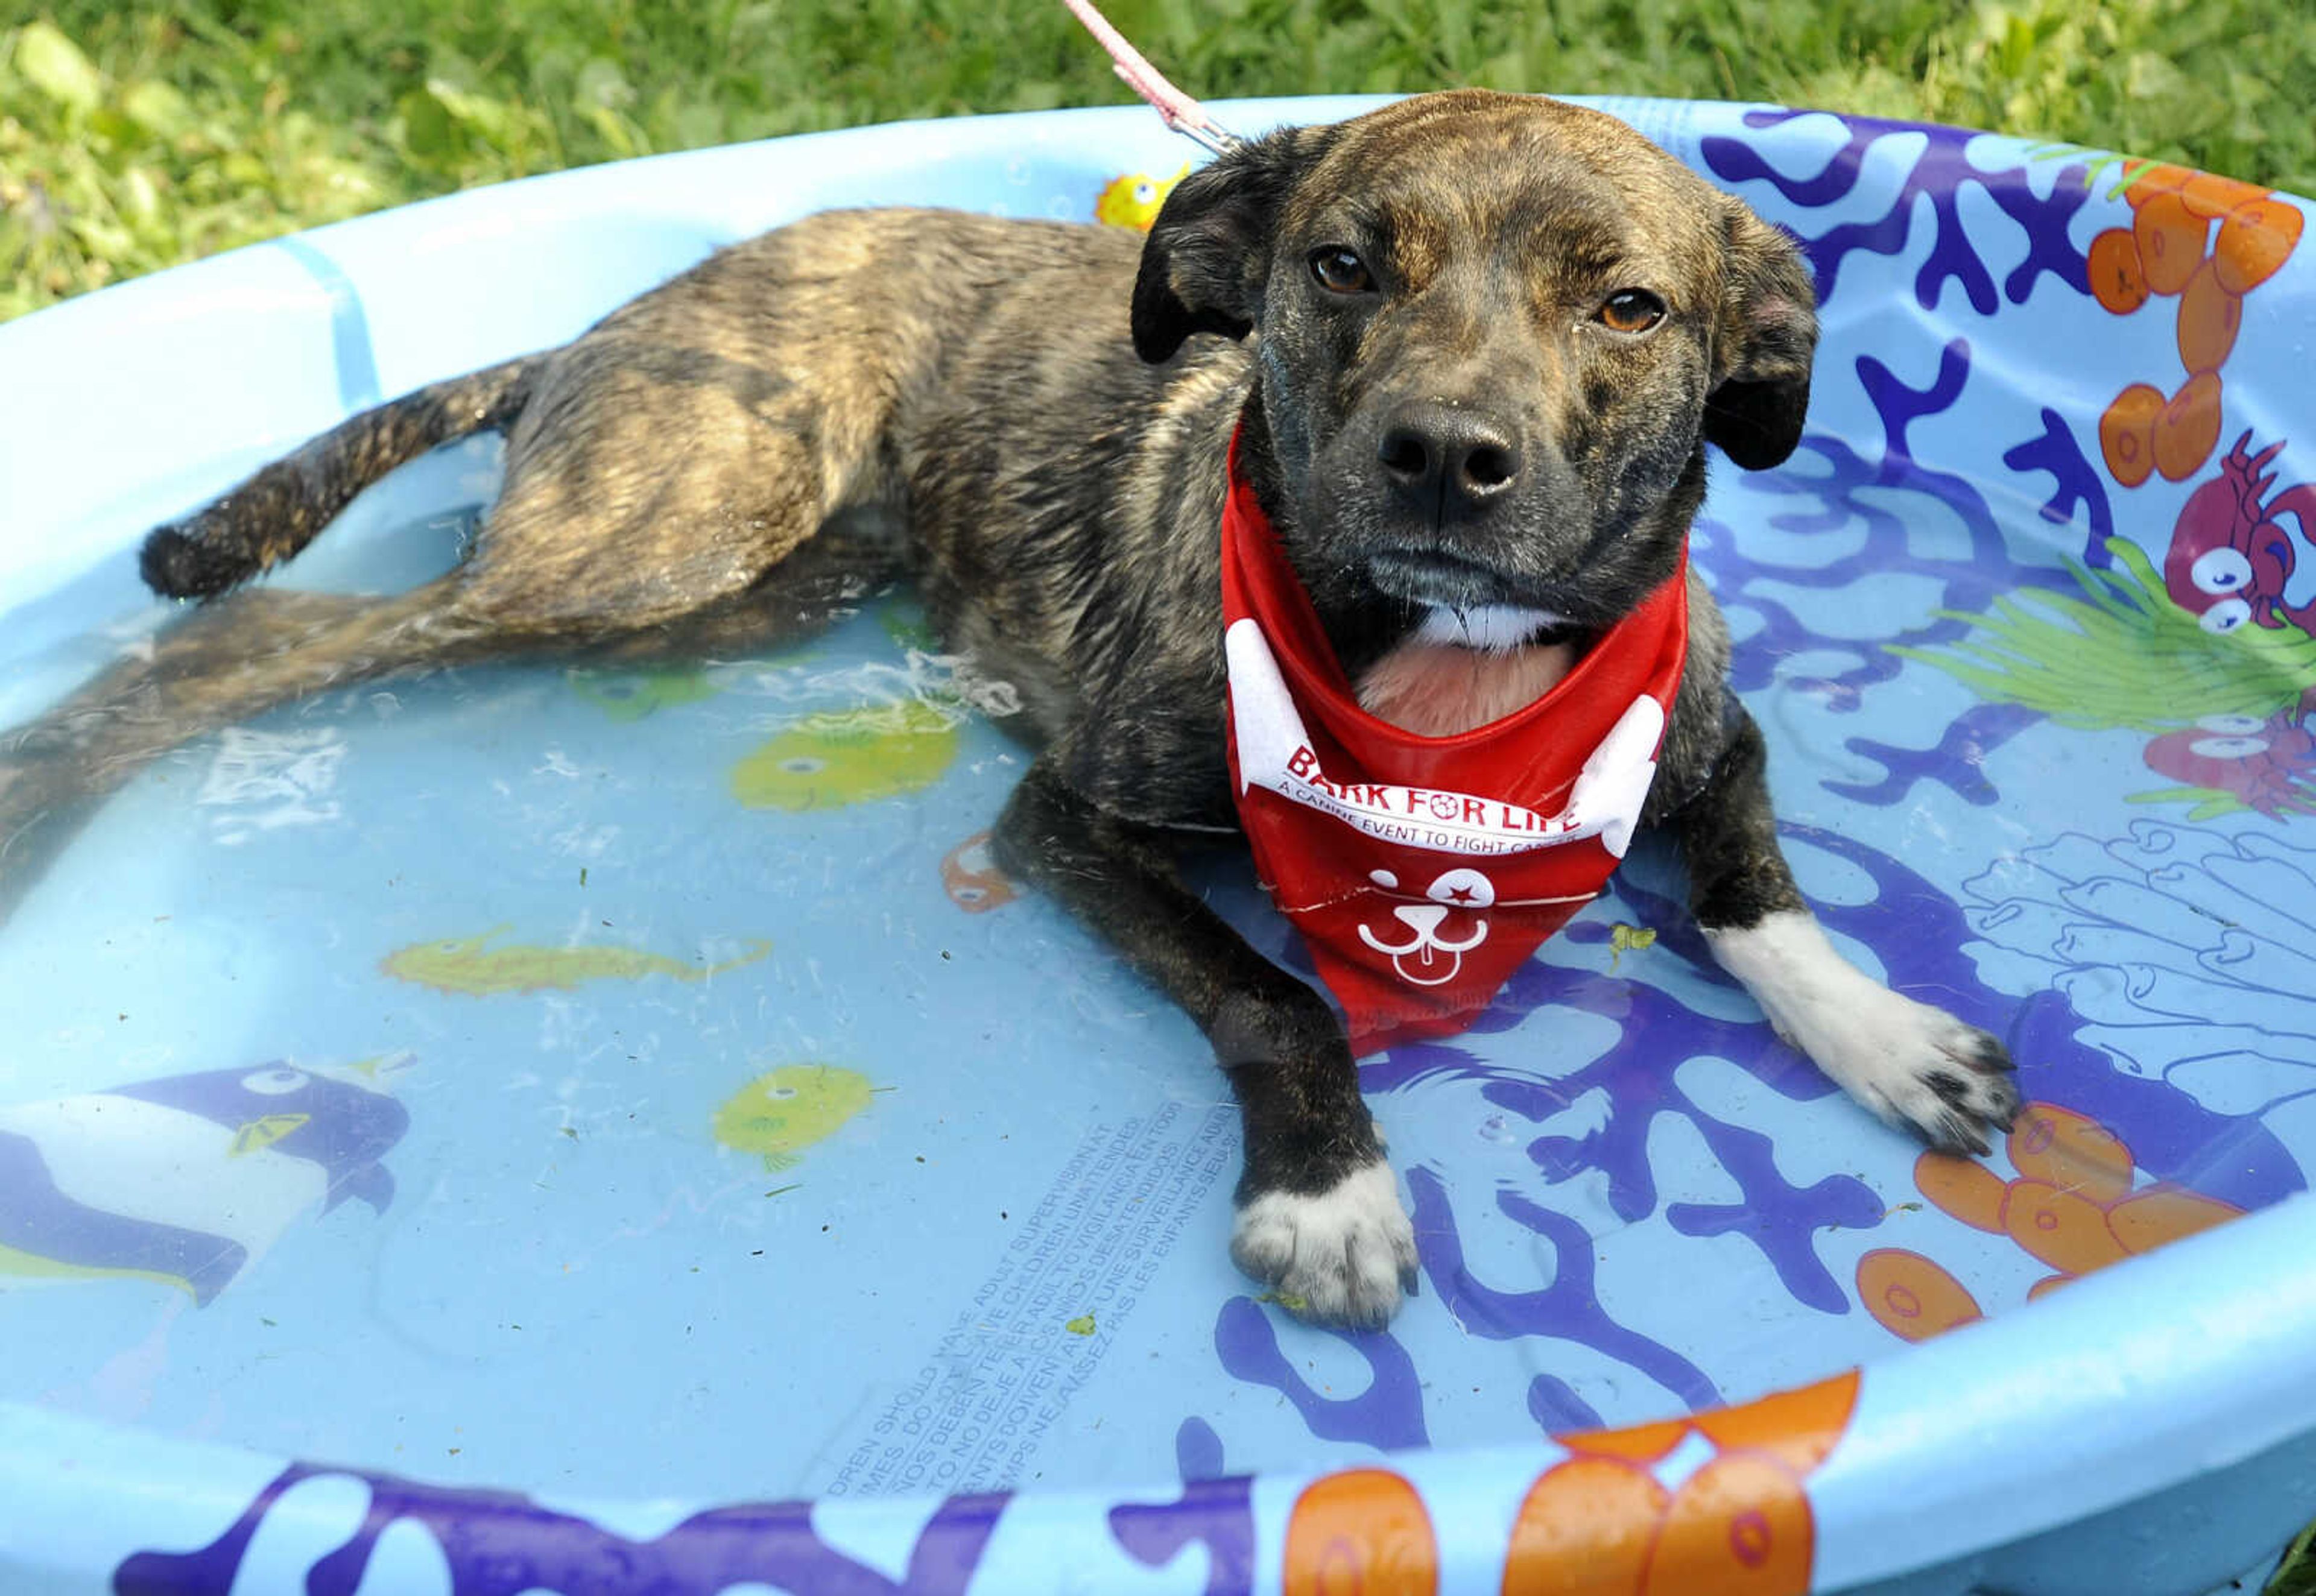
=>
[1668,705,2022,1155]
[994,760,1419,1327]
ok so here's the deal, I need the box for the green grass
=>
[5,0,2316,319]
[2277,1521,2316,1596]
[3,2,2315,1585]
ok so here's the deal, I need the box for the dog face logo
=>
[1356,866,1495,986]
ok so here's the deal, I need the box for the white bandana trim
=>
[1225,617,1663,860]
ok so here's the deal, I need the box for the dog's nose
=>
[1375,404,1521,514]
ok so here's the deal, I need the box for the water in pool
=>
[4,137,2316,1514]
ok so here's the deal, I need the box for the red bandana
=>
[1221,438,1689,1055]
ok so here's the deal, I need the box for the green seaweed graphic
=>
[2122,783,2311,823]
[1896,538,2316,734]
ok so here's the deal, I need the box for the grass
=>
[2278,1522,2316,1596]
[4,1,2315,1586]
[4,0,2316,319]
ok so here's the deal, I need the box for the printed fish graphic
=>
[712,1064,876,1172]
[0,1058,411,1306]
[381,927,771,995]
[1095,165,1190,231]
[730,699,958,812]
[567,666,720,722]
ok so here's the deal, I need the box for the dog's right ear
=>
[1131,125,1337,364]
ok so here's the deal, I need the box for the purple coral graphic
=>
[1474,935,1882,1314]
[114,1465,1007,1596]
[1409,1167,1721,1411]
[1828,701,2043,809]
[1706,339,2077,718]
[1212,1296,1429,1451]
[1526,1372,1604,1433]
[1701,110,2090,312]
[1107,1421,1254,1596]
[2003,407,2117,566]
[1356,815,2305,1422]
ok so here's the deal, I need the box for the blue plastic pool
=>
[2,96,2314,1595]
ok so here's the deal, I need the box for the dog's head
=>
[1133,90,1815,633]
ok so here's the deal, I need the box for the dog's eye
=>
[1596,289,1666,333]
[1309,247,1374,295]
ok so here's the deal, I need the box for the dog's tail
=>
[140,355,546,600]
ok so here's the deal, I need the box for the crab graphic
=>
[2163,432,2316,637]
[2140,703,2316,819]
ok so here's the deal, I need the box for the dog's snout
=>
[1375,403,1521,514]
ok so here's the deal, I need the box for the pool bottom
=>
[2,89,2315,1596]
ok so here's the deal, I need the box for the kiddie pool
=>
[2,94,2315,1595]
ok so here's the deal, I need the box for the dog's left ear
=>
[1131,124,1338,364]
[1704,201,1818,470]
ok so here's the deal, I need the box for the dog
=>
[0,90,2019,1327]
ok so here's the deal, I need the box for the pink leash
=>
[1058,0,1242,154]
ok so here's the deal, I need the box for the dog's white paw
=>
[1799,986,2019,1156]
[1230,1158,1419,1329]
[1707,910,2019,1156]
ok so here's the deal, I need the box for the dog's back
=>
[141,211,1159,610]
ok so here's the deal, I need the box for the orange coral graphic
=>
[1502,1457,1667,1595]
[2091,163,2303,487]
[1853,1249,1982,1342]
[1497,1370,1862,1596]
[1279,1376,1863,1595]
[1284,1468,1438,1596]
[1858,1102,2245,1340]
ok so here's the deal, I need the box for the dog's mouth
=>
[1411,602,1575,654]
[1363,547,1526,610]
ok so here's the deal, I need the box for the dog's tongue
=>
[1355,637,1578,736]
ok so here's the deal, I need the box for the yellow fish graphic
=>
[568,666,719,722]
[712,1065,876,1172]
[730,699,958,812]
[1095,165,1190,231]
[381,927,771,996]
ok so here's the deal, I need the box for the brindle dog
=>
[0,91,2019,1326]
